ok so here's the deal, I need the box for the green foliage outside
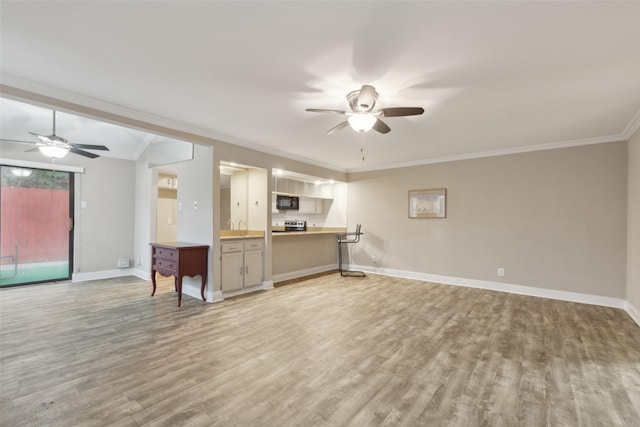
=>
[0,166,70,190]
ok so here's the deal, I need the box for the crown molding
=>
[622,109,640,140]
[0,74,347,173]
[346,135,628,173]
[2,74,636,175]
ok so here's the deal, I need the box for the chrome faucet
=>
[227,219,235,230]
[238,219,246,235]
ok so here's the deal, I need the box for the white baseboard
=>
[175,280,273,303]
[68,263,639,329]
[212,290,224,303]
[132,268,151,281]
[72,268,138,282]
[350,265,627,310]
[625,301,640,327]
[220,284,264,299]
[272,264,337,284]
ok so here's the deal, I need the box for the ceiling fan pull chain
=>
[360,133,365,162]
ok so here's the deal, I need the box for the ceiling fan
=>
[0,110,110,159]
[306,85,424,135]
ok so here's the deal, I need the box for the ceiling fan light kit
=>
[39,145,69,159]
[306,84,424,135]
[348,114,377,133]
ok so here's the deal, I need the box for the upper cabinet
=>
[273,176,334,199]
[298,196,324,214]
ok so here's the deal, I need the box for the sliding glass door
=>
[0,165,73,286]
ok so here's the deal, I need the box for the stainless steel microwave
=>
[276,195,299,210]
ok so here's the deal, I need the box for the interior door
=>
[0,165,73,286]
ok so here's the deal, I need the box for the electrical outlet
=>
[498,268,505,277]
[372,255,377,264]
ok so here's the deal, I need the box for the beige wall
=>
[347,142,628,298]
[627,130,640,312]
[1,141,136,273]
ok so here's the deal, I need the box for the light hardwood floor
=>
[1,274,639,426]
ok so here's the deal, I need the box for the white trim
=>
[350,265,627,309]
[179,281,209,303]
[272,264,337,284]
[183,282,274,303]
[220,284,264,299]
[1,76,347,173]
[262,280,274,290]
[4,75,638,174]
[622,109,640,140]
[211,290,224,303]
[0,157,85,173]
[72,268,137,282]
[347,136,627,173]
[625,301,640,327]
[132,268,151,281]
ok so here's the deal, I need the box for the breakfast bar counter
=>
[271,227,346,282]
[271,227,346,236]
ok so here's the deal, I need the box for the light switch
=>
[81,201,87,208]
[178,202,182,211]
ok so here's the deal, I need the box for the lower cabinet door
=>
[243,250,263,288]
[221,252,244,291]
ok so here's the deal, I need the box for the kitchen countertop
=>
[219,228,347,239]
[220,230,264,240]
[271,227,346,236]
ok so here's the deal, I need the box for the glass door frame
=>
[0,163,75,287]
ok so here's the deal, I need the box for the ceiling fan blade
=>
[373,119,391,134]
[70,147,100,159]
[1,138,39,145]
[24,147,41,152]
[71,143,110,151]
[306,109,346,114]
[327,121,350,135]
[357,85,377,112]
[380,107,425,117]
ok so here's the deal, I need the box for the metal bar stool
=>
[337,224,365,277]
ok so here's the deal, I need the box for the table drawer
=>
[154,247,178,259]
[222,242,243,253]
[154,258,177,272]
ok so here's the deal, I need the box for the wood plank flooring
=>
[1,274,639,426]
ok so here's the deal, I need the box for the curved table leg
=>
[200,274,207,301]
[151,269,157,296]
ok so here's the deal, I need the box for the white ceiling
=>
[1,1,639,172]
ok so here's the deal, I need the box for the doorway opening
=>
[156,171,178,242]
[0,165,74,286]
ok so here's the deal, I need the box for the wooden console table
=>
[150,242,209,307]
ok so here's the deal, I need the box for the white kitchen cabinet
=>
[243,247,263,287]
[221,239,263,291]
[221,250,244,291]
[298,196,324,214]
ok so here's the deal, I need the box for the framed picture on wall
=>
[409,188,446,219]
